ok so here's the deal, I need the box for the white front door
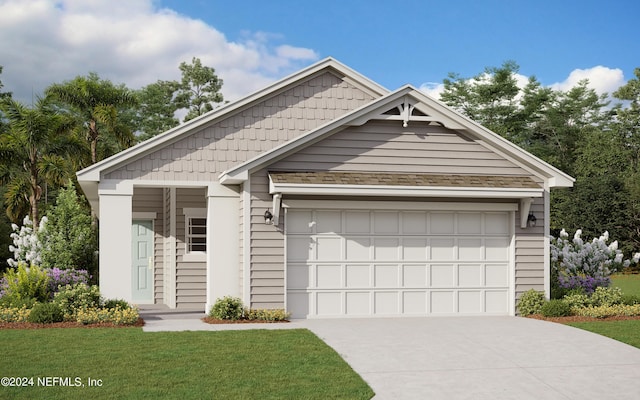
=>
[286,208,512,318]
[132,219,154,302]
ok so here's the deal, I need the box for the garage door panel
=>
[431,264,455,287]
[316,264,342,288]
[374,238,400,260]
[375,264,399,287]
[287,209,512,318]
[431,238,456,260]
[403,265,427,287]
[458,264,482,286]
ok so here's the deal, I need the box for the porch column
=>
[98,181,133,302]
[206,184,240,313]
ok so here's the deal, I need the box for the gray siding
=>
[514,196,546,300]
[175,188,207,308]
[271,121,532,175]
[103,71,376,182]
[250,170,285,309]
[132,187,164,304]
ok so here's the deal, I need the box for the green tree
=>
[175,57,224,122]
[0,97,82,226]
[45,73,137,165]
[132,80,181,141]
[40,183,97,275]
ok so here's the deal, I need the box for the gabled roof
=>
[219,85,575,188]
[76,57,389,183]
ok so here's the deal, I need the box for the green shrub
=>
[590,286,623,307]
[0,306,31,322]
[75,307,139,325]
[540,299,573,317]
[27,302,64,323]
[246,309,290,321]
[209,296,245,320]
[0,295,37,309]
[574,304,640,318]
[104,299,131,310]
[562,292,590,310]
[621,294,640,306]
[1,263,50,303]
[517,289,546,316]
[53,283,102,320]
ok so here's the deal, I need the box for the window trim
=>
[183,208,207,262]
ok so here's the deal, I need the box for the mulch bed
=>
[527,314,640,323]
[0,318,145,330]
[202,317,289,324]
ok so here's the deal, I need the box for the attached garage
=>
[285,203,516,318]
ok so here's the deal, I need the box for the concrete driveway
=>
[302,317,640,400]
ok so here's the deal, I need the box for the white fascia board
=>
[270,182,544,199]
[282,199,519,212]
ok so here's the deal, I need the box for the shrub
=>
[53,283,102,320]
[27,302,64,323]
[7,216,46,267]
[0,306,31,322]
[590,286,623,307]
[0,295,37,309]
[104,299,131,310]
[1,263,50,303]
[562,292,591,310]
[209,296,245,320]
[75,307,139,325]
[517,289,546,316]
[574,304,640,318]
[540,299,572,317]
[46,268,90,297]
[621,294,640,306]
[246,309,291,321]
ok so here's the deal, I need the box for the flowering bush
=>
[246,308,291,321]
[573,304,640,318]
[209,296,245,320]
[46,268,90,297]
[75,306,139,325]
[551,229,640,293]
[53,283,103,321]
[517,289,546,316]
[0,305,31,322]
[7,216,47,267]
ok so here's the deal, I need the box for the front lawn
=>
[567,320,640,349]
[0,328,374,400]
[611,273,640,296]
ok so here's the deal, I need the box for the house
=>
[76,58,574,318]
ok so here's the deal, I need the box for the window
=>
[183,208,206,261]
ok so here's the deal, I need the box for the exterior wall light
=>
[527,212,537,228]
[264,210,273,225]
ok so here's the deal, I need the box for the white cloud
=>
[550,66,625,97]
[419,73,530,101]
[0,0,319,103]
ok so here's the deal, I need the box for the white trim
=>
[544,189,551,299]
[168,188,177,308]
[282,200,518,212]
[132,212,157,220]
[270,181,544,199]
[242,177,252,307]
[182,207,207,262]
[519,198,534,229]
[509,211,517,316]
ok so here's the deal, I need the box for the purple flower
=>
[46,268,90,297]
[558,275,610,294]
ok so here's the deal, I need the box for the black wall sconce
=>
[527,212,537,228]
[264,210,273,225]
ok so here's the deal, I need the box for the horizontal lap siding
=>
[103,72,376,181]
[132,187,164,304]
[514,196,546,302]
[176,188,207,308]
[271,121,532,175]
[250,170,285,309]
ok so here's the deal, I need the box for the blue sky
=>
[0,0,637,103]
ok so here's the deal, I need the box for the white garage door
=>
[286,208,512,318]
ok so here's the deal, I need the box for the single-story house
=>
[77,58,574,318]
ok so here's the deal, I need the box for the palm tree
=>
[0,97,83,225]
[46,73,138,165]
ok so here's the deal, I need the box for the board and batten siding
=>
[132,187,164,304]
[270,121,534,176]
[103,71,376,182]
[250,170,285,309]
[175,188,207,308]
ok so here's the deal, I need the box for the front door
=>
[132,220,154,302]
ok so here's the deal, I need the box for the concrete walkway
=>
[138,307,640,399]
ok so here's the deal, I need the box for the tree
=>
[0,65,11,100]
[131,80,181,141]
[40,183,97,275]
[0,97,82,226]
[45,73,137,165]
[175,57,224,122]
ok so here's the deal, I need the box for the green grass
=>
[0,328,374,400]
[611,274,640,296]
[567,320,640,349]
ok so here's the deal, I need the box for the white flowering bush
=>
[551,229,640,294]
[7,216,47,267]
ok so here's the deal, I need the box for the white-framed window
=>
[183,208,206,262]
